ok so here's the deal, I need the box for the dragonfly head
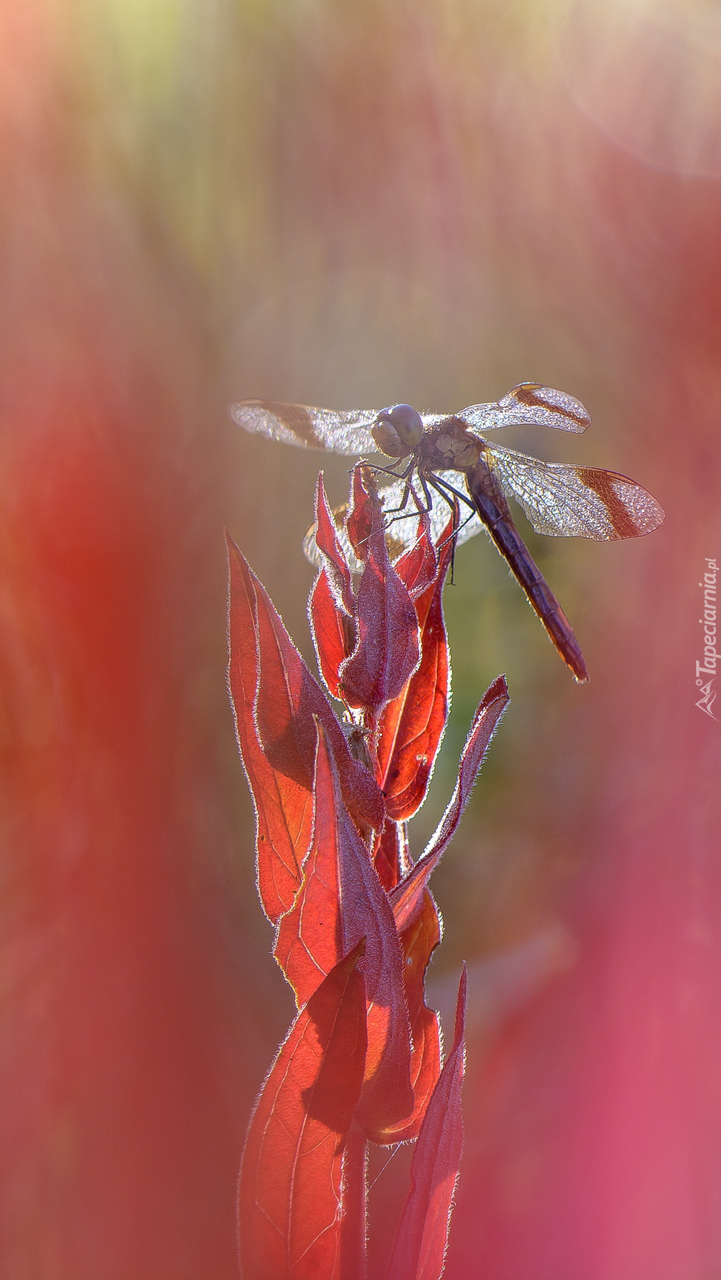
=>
[371,404,424,458]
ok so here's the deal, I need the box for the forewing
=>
[488,443,666,540]
[460,382,591,434]
[231,399,379,454]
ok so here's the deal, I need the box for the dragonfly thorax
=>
[426,423,482,471]
[371,404,424,458]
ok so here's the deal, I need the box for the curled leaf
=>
[367,889,442,1146]
[385,967,467,1280]
[391,675,509,934]
[314,473,356,618]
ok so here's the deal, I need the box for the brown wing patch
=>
[576,467,641,538]
[510,384,591,430]
[246,400,324,448]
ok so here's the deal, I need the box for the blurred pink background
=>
[0,1,719,1276]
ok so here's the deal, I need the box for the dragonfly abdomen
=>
[467,461,590,683]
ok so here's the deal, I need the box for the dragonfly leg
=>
[382,481,415,518]
[426,491,476,552]
[360,457,416,482]
[421,474,465,583]
[381,476,431,522]
[426,471,476,514]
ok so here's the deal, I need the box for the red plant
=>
[227,465,509,1279]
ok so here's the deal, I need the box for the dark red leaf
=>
[227,534,312,923]
[373,820,412,892]
[376,525,454,821]
[273,724,346,1002]
[234,543,384,834]
[309,569,354,701]
[366,889,442,1145]
[275,723,414,1132]
[339,1123,367,1280]
[345,465,374,561]
[339,477,419,713]
[393,511,437,597]
[385,967,467,1280]
[238,943,368,1280]
[314,474,355,617]
[391,675,510,933]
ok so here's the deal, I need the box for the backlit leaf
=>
[275,723,414,1133]
[376,516,455,821]
[238,943,368,1280]
[227,534,312,923]
[392,510,438,597]
[367,889,442,1145]
[314,473,355,617]
[372,820,412,892]
[385,967,467,1280]
[238,544,385,834]
[309,568,354,701]
[391,675,509,934]
[339,473,419,713]
[345,465,374,561]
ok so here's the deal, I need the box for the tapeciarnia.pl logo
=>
[696,557,718,720]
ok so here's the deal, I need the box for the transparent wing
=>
[460,383,591,435]
[487,443,665,540]
[303,470,484,570]
[231,399,380,455]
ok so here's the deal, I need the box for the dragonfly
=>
[232,383,665,682]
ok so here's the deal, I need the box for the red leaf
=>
[391,675,509,934]
[314,474,355,617]
[339,1123,367,1280]
[373,820,412,892]
[367,889,442,1145]
[385,967,467,1280]
[345,465,374,561]
[232,541,384,835]
[309,569,354,701]
[227,534,312,923]
[275,723,414,1132]
[238,943,368,1280]
[376,524,454,821]
[273,724,346,1002]
[339,477,419,713]
[393,511,438,597]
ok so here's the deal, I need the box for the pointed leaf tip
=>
[339,476,420,713]
[226,535,311,923]
[314,474,355,618]
[390,675,509,934]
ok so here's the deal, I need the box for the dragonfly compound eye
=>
[371,403,424,457]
